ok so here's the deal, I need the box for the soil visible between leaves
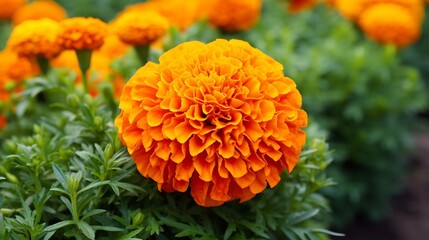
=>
[333,132,429,240]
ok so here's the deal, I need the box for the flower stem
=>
[135,44,150,65]
[36,56,50,76]
[76,49,92,93]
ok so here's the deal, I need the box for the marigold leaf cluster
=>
[115,39,307,207]
[207,0,263,32]
[7,18,63,59]
[114,11,169,46]
[58,17,108,51]
[12,0,67,25]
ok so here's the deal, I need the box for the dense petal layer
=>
[115,39,307,206]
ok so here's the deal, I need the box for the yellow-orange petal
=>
[58,17,108,50]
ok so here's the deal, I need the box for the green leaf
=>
[44,220,74,232]
[285,209,320,226]
[77,180,109,195]
[92,225,123,232]
[224,223,236,240]
[43,230,56,240]
[52,164,68,190]
[117,228,144,240]
[77,221,95,240]
[81,209,106,221]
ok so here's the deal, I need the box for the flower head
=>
[207,0,262,32]
[0,0,26,20]
[122,0,201,31]
[12,0,67,25]
[58,17,108,51]
[0,49,39,82]
[114,11,169,45]
[7,18,62,59]
[359,3,420,47]
[336,0,424,22]
[115,39,307,207]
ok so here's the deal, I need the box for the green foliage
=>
[55,0,142,21]
[0,68,337,239]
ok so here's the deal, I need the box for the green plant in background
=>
[0,68,338,239]
[219,0,426,225]
[401,6,429,92]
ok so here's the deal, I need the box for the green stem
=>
[76,49,92,94]
[36,56,50,76]
[0,20,11,50]
[135,44,150,65]
[71,193,80,222]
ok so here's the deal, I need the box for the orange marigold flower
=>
[0,0,26,20]
[358,3,421,47]
[336,0,424,22]
[207,0,262,32]
[12,0,67,25]
[58,17,108,51]
[115,39,308,207]
[114,11,169,45]
[7,18,62,59]
[96,32,130,59]
[0,49,39,82]
[121,0,201,31]
[288,0,318,13]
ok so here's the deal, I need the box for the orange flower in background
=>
[0,115,7,129]
[358,3,420,47]
[121,0,202,31]
[114,11,169,45]
[96,32,130,59]
[336,0,424,22]
[7,18,62,59]
[58,17,108,50]
[50,50,80,75]
[0,0,26,20]
[115,39,307,207]
[207,0,262,32]
[288,0,318,13]
[0,49,38,126]
[0,49,39,82]
[51,49,124,97]
[12,0,67,25]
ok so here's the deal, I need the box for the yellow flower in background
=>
[58,17,108,51]
[121,0,202,31]
[114,11,169,45]
[7,18,62,59]
[358,3,420,47]
[12,0,67,25]
[115,39,307,207]
[288,0,318,13]
[0,0,26,20]
[207,0,262,32]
